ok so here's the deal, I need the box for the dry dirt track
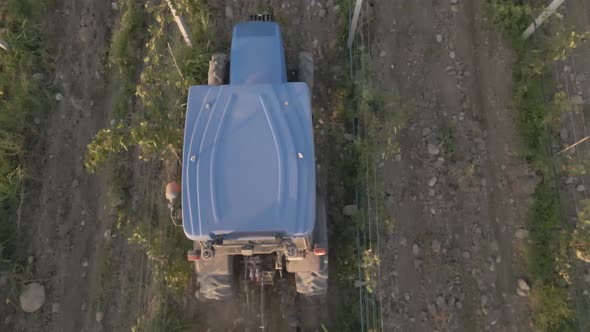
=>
[372,0,535,331]
[8,0,119,331]
[3,0,549,331]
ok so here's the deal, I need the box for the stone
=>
[55,93,64,101]
[342,205,358,216]
[514,229,529,240]
[431,239,441,254]
[436,34,443,43]
[412,243,421,256]
[34,117,41,125]
[571,95,584,105]
[404,292,411,301]
[450,51,456,59]
[429,177,438,187]
[414,259,423,270]
[577,185,586,192]
[318,8,327,17]
[436,296,445,308]
[481,295,488,306]
[400,237,408,247]
[225,6,233,19]
[422,127,431,136]
[462,251,471,259]
[447,296,456,306]
[379,50,387,57]
[32,73,45,81]
[71,179,79,188]
[96,311,104,323]
[428,143,440,156]
[104,228,112,240]
[455,301,462,309]
[517,278,530,291]
[20,283,45,313]
[516,288,528,297]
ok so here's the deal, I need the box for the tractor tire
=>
[196,273,234,301]
[208,53,228,86]
[298,51,314,91]
[295,269,328,296]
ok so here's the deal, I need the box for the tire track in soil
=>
[371,0,534,331]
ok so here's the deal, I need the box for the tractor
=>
[166,16,328,305]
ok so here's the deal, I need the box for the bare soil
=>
[10,0,589,331]
[371,0,535,331]
[6,0,121,330]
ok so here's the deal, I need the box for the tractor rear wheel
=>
[196,273,234,301]
[208,53,228,86]
[298,51,314,91]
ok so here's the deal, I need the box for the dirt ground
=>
[371,0,536,331]
[6,0,120,330]
[6,0,582,331]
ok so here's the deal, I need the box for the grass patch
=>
[0,0,51,263]
[489,1,589,330]
[441,125,456,159]
[86,0,214,328]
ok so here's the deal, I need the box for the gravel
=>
[428,177,438,187]
[427,143,440,156]
[412,243,421,256]
[431,239,441,254]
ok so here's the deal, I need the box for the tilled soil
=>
[371,0,535,331]
[4,0,565,331]
[6,0,120,331]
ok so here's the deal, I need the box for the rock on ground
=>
[20,283,46,313]
[514,229,529,240]
[517,278,530,291]
[342,204,358,216]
